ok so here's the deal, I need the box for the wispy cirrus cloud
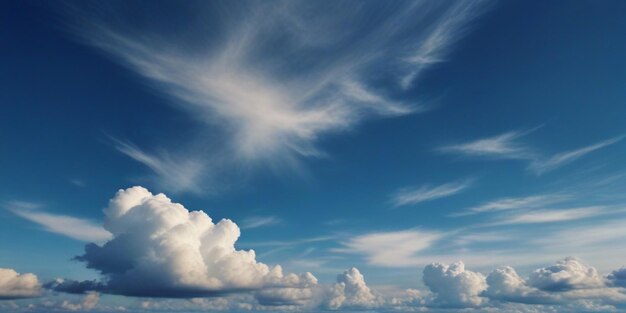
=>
[4,201,111,243]
[439,129,623,175]
[69,1,490,193]
[489,206,607,226]
[333,229,443,267]
[437,130,535,160]
[240,216,283,229]
[452,194,571,216]
[113,140,206,194]
[391,179,473,207]
[528,136,625,175]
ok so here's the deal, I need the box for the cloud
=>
[439,130,623,175]
[401,0,492,88]
[327,267,382,309]
[438,130,534,160]
[491,206,606,226]
[454,194,570,216]
[69,186,316,299]
[240,216,282,230]
[0,268,41,299]
[67,1,490,192]
[6,202,112,243]
[483,266,554,304]
[608,268,626,288]
[44,279,103,295]
[390,179,472,207]
[114,140,206,194]
[335,229,443,267]
[60,292,100,311]
[529,136,625,175]
[422,261,487,307]
[528,257,605,292]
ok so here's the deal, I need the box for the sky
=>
[2,0,626,312]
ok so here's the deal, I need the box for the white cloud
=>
[422,261,487,307]
[327,267,382,309]
[454,194,570,216]
[68,1,490,192]
[440,130,623,175]
[0,268,41,299]
[528,257,605,292]
[60,292,100,311]
[114,140,206,194]
[7,202,112,243]
[240,216,282,229]
[391,179,472,207]
[335,229,443,267]
[529,136,625,175]
[491,206,606,226]
[438,130,534,160]
[72,186,316,299]
[401,0,491,88]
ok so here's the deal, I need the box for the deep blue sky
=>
[2,1,626,312]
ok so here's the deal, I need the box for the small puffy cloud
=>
[608,267,626,288]
[484,266,553,304]
[327,267,382,309]
[528,257,605,292]
[72,186,315,298]
[0,268,41,299]
[422,261,487,307]
[44,279,103,294]
[60,292,100,311]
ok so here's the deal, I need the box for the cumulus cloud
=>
[608,267,626,288]
[70,186,316,299]
[0,268,41,299]
[484,266,554,304]
[422,261,487,307]
[60,292,100,311]
[528,257,605,292]
[327,267,382,309]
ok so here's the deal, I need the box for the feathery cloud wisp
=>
[440,130,623,175]
[5,201,112,243]
[391,179,472,207]
[70,1,490,193]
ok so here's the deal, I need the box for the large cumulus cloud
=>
[327,267,382,309]
[72,186,316,299]
[528,257,604,292]
[422,261,487,307]
[0,268,41,299]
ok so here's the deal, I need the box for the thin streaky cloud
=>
[437,130,535,160]
[391,179,473,207]
[529,136,625,175]
[113,139,206,193]
[240,216,283,229]
[440,129,623,175]
[489,206,606,226]
[333,229,444,267]
[451,194,571,217]
[7,204,112,243]
[401,0,492,88]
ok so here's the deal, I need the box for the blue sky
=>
[2,0,626,312]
